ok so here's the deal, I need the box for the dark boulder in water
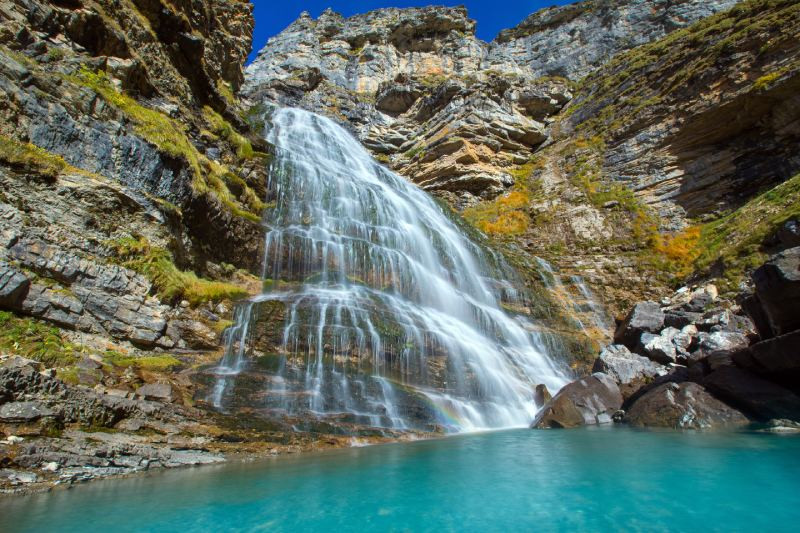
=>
[532,373,623,429]
[625,382,749,430]
[703,366,800,422]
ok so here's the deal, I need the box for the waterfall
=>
[211,108,568,432]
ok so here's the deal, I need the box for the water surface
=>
[2,428,799,532]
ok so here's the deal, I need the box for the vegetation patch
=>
[692,172,800,292]
[108,236,249,306]
[0,311,79,367]
[70,68,264,223]
[203,106,255,160]
[0,134,78,179]
[462,157,547,237]
[102,350,182,372]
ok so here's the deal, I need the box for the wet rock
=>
[760,419,800,434]
[703,366,800,421]
[592,344,665,387]
[625,382,749,429]
[532,373,623,429]
[751,247,800,336]
[533,384,552,407]
[614,301,664,349]
[1,469,38,484]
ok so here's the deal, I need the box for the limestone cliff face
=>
[489,0,738,80]
[564,0,800,228]
[243,0,738,208]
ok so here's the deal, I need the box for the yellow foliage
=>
[476,211,530,235]
[651,226,702,276]
[464,190,531,236]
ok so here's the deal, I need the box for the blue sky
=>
[248,1,574,63]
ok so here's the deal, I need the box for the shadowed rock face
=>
[752,247,800,336]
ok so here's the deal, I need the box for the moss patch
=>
[69,68,264,223]
[0,134,78,179]
[0,311,79,367]
[108,236,249,306]
[103,350,182,371]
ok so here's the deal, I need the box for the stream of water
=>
[211,108,568,431]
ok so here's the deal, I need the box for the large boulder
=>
[625,382,749,430]
[744,330,800,381]
[703,366,800,421]
[532,373,623,429]
[592,344,665,396]
[614,301,665,349]
[691,331,749,362]
[751,247,800,336]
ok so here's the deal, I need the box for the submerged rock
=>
[532,373,623,429]
[625,382,749,430]
[703,366,800,422]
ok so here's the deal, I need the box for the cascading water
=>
[211,108,567,432]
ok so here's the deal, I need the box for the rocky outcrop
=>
[614,301,664,349]
[532,373,622,428]
[568,249,800,430]
[592,344,666,398]
[565,0,800,228]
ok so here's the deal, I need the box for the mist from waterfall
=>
[212,108,568,432]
